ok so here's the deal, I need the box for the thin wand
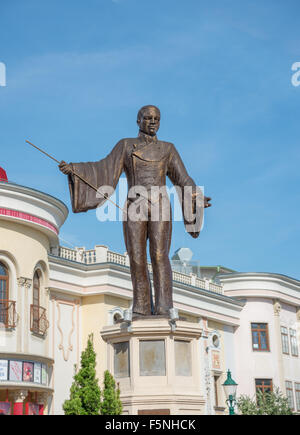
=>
[25,140,125,213]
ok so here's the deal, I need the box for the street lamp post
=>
[222,370,238,415]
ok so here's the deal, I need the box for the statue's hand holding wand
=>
[59,161,73,175]
[25,140,125,213]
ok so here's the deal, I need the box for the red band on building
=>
[0,208,59,235]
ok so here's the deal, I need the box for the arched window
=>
[33,272,40,307]
[31,270,48,335]
[32,271,40,333]
[0,262,9,325]
[0,262,8,300]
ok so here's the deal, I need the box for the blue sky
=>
[0,0,300,278]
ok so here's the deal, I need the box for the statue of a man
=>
[59,105,211,317]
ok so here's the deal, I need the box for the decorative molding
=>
[201,327,213,414]
[108,307,124,326]
[17,277,26,287]
[9,389,28,403]
[296,307,300,322]
[17,277,32,290]
[211,350,221,371]
[24,280,32,290]
[37,392,49,404]
[56,299,78,362]
[204,364,212,415]
[208,330,221,350]
[273,299,281,316]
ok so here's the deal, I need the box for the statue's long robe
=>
[68,136,203,235]
[68,140,125,213]
[67,135,204,315]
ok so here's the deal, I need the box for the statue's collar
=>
[138,131,158,144]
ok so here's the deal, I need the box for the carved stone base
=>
[101,317,206,415]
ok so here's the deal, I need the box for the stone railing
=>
[173,271,192,286]
[58,246,77,262]
[83,250,97,264]
[57,245,223,296]
[107,250,127,266]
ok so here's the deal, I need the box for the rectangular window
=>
[295,383,300,412]
[255,379,273,395]
[281,326,289,355]
[285,381,295,411]
[251,324,270,351]
[289,329,299,357]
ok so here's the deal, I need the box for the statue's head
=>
[137,105,160,137]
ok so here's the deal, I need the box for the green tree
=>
[63,334,101,415]
[237,387,293,415]
[100,370,123,415]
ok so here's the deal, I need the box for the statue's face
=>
[138,107,160,136]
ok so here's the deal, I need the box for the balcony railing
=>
[56,245,224,296]
[0,300,17,328]
[30,305,49,336]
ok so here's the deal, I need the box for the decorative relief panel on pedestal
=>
[114,342,130,378]
[175,340,192,376]
[139,340,166,377]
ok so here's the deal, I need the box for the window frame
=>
[32,271,40,334]
[281,326,290,355]
[289,329,299,357]
[251,323,270,352]
[295,383,300,412]
[0,262,9,300]
[33,271,40,307]
[0,262,9,326]
[285,380,295,411]
[255,378,273,395]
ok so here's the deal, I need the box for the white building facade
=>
[220,273,300,412]
[0,179,299,414]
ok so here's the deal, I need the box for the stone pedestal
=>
[101,318,205,415]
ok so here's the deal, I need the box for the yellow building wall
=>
[0,220,49,277]
[81,294,130,384]
[0,219,51,356]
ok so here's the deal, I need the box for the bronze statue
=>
[59,105,211,317]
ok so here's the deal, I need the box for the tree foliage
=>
[100,370,123,415]
[63,334,101,415]
[237,387,293,415]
